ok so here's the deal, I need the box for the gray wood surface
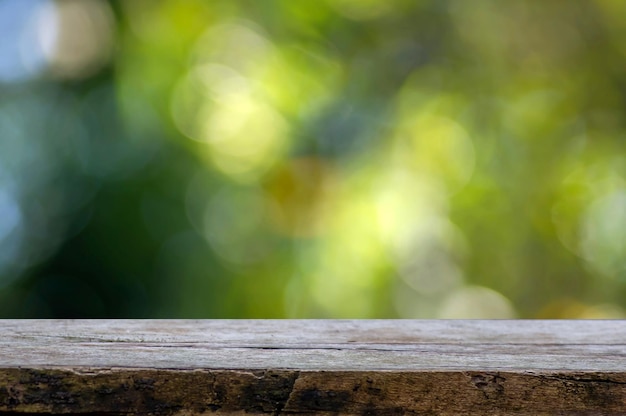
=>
[1,320,625,415]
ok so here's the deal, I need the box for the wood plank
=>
[1,320,625,415]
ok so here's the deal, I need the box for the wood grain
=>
[1,320,625,415]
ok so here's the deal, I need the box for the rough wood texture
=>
[1,320,625,415]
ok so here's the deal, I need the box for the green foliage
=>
[0,0,624,318]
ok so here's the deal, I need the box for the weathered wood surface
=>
[1,320,625,415]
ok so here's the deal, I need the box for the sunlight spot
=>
[394,114,475,193]
[0,0,52,83]
[44,0,114,79]
[580,189,626,279]
[171,22,291,182]
[438,285,516,318]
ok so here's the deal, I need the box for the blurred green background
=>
[0,0,624,318]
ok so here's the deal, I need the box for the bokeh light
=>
[0,0,52,83]
[43,0,114,79]
[0,0,113,83]
[1,0,625,318]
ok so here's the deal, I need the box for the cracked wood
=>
[1,320,626,415]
